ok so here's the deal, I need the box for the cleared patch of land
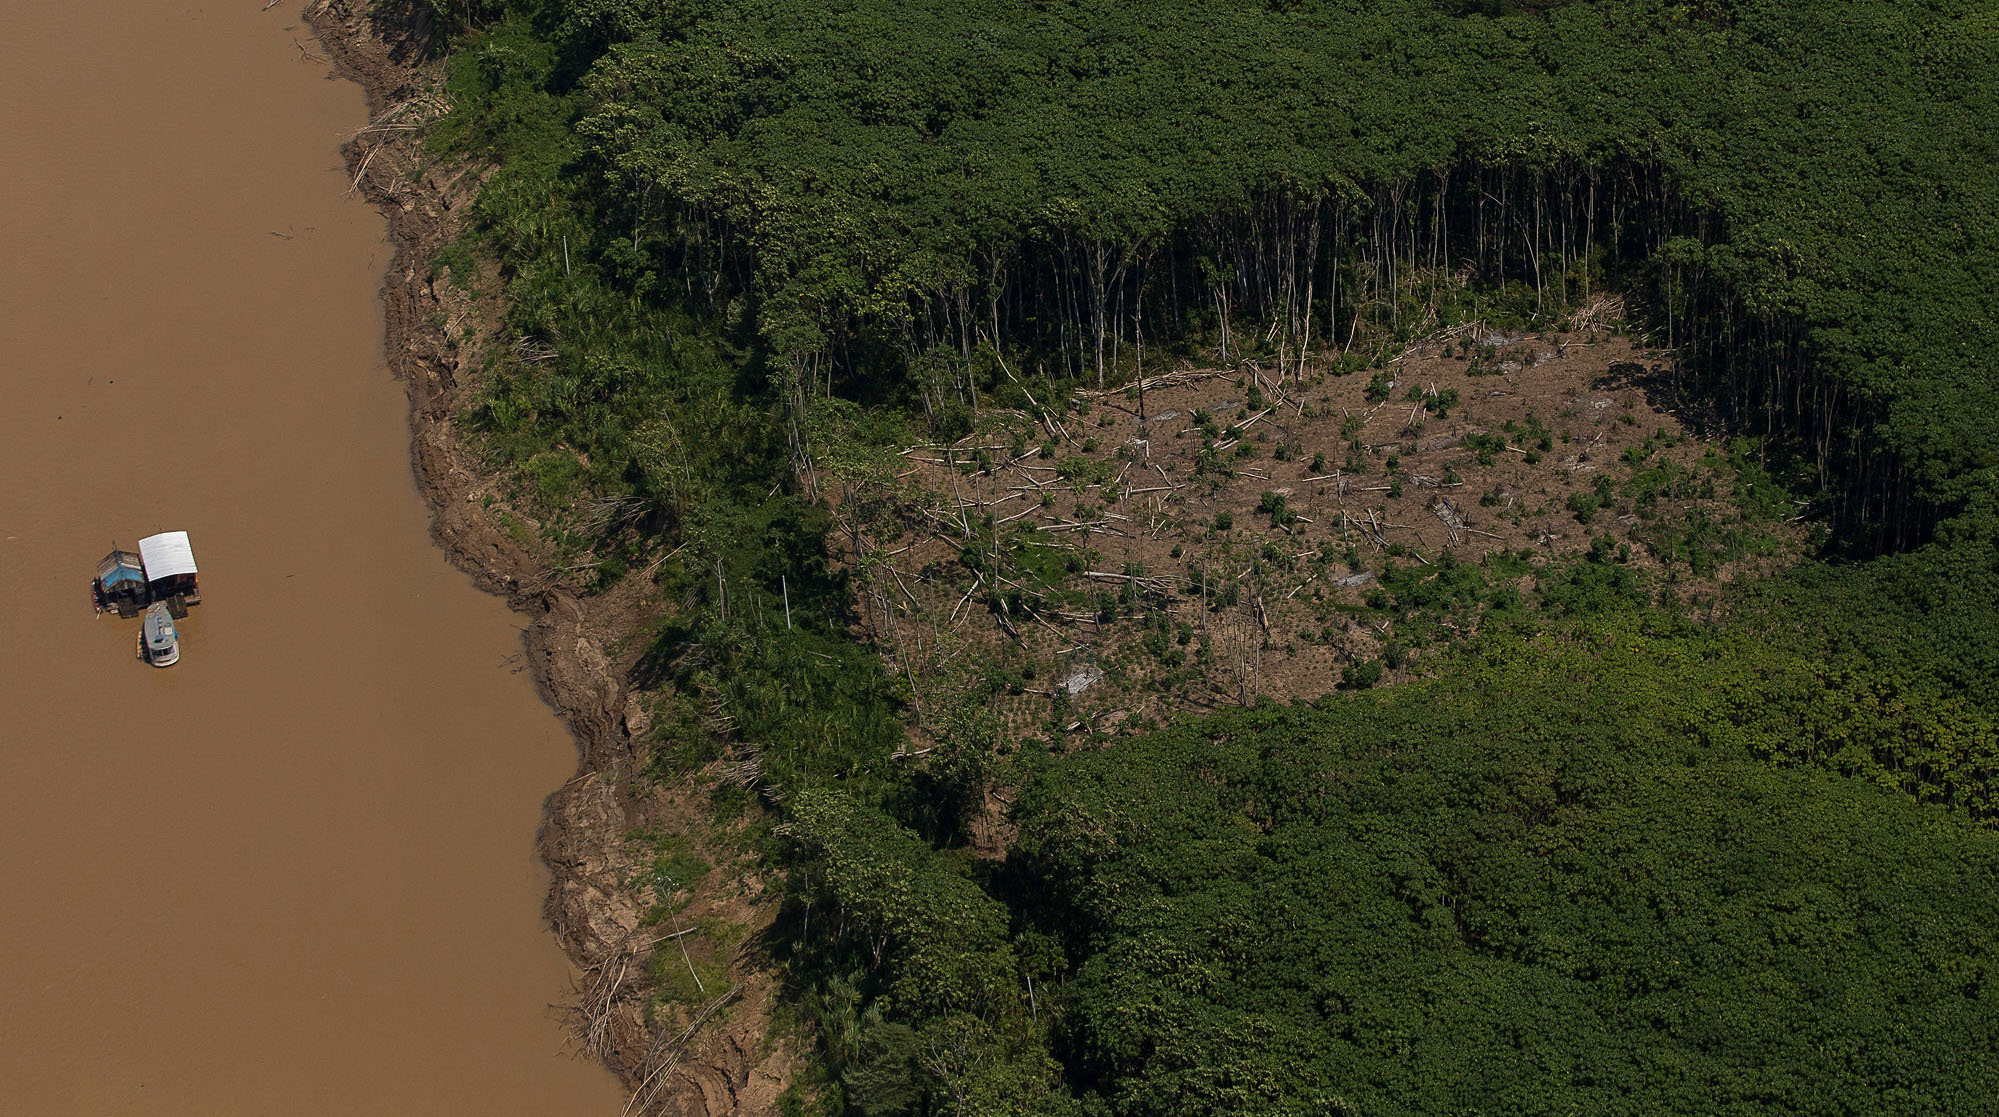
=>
[826,317,1804,757]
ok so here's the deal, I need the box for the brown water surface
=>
[0,2,624,1111]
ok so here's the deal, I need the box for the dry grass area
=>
[824,313,1805,750]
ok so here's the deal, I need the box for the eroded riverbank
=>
[304,2,796,1111]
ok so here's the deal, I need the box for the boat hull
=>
[139,603,180,667]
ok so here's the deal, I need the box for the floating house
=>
[138,531,201,612]
[92,548,149,617]
[94,531,201,618]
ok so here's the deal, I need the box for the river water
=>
[0,2,624,1111]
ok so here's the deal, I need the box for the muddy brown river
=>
[0,2,624,1111]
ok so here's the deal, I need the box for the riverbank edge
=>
[302,3,793,1111]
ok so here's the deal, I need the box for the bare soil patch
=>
[830,311,1804,750]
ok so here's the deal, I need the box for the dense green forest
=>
[1009,646,1999,1113]
[413,0,1999,1110]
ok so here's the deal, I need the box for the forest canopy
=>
[489,0,1999,542]
[415,0,1999,1111]
[1012,641,1999,1113]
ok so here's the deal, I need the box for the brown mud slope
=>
[305,2,793,1112]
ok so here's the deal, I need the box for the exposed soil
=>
[304,3,794,1112]
[832,309,1804,750]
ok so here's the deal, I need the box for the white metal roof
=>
[138,531,198,579]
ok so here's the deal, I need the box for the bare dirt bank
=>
[303,3,793,1111]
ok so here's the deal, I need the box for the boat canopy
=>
[138,531,198,579]
[145,603,177,648]
[101,563,147,588]
[96,549,146,586]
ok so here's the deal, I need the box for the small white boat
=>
[139,601,180,667]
